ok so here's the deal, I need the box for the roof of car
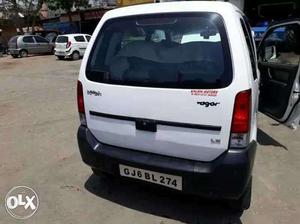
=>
[58,34,91,37]
[103,1,240,19]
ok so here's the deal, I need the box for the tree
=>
[0,0,21,19]
[47,0,89,33]
[0,0,44,32]
[21,0,44,32]
[47,0,89,12]
[0,0,23,33]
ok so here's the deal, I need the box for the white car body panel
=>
[55,34,91,58]
[79,2,257,162]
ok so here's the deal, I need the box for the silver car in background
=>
[8,35,55,58]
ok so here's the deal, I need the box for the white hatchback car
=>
[76,2,300,211]
[54,34,91,60]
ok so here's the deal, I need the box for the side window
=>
[258,24,300,66]
[74,36,86,42]
[23,36,35,43]
[240,19,258,79]
[85,35,91,42]
[34,36,49,43]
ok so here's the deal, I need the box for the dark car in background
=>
[8,35,55,58]
[0,43,3,55]
[0,35,8,55]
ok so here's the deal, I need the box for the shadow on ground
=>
[85,174,243,224]
[257,128,288,150]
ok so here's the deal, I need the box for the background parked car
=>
[0,43,3,56]
[8,35,55,58]
[33,30,59,44]
[54,34,91,60]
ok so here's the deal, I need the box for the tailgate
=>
[55,36,69,50]
[55,43,67,50]
[82,12,237,162]
[85,84,235,162]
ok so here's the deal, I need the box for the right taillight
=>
[66,41,71,48]
[77,80,86,126]
[230,89,251,148]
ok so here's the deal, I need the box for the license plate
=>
[119,164,182,190]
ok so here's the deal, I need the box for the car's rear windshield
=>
[9,36,18,43]
[86,13,232,89]
[56,36,68,43]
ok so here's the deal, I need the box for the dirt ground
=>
[0,55,299,224]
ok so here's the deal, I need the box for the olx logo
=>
[5,186,39,219]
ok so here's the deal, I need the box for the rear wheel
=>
[227,178,252,211]
[19,50,28,58]
[72,51,80,60]
[57,56,64,60]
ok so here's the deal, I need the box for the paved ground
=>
[0,55,299,224]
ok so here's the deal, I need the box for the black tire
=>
[72,51,80,60]
[11,54,19,58]
[227,178,252,211]
[51,47,55,55]
[19,50,28,58]
[57,56,64,60]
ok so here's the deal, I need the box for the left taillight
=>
[77,80,86,126]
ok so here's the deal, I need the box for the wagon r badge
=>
[197,101,220,107]
[87,90,102,96]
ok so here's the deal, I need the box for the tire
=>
[11,54,19,58]
[227,178,252,211]
[57,56,64,60]
[19,50,28,58]
[72,51,80,60]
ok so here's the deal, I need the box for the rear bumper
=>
[54,49,72,57]
[77,125,256,199]
[9,49,21,55]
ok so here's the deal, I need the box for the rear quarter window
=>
[86,13,232,89]
[34,36,49,43]
[56,36,68,43]
[86,35,91,42]
[74,36,85,42]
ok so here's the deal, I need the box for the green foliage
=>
[47,0,89,12]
